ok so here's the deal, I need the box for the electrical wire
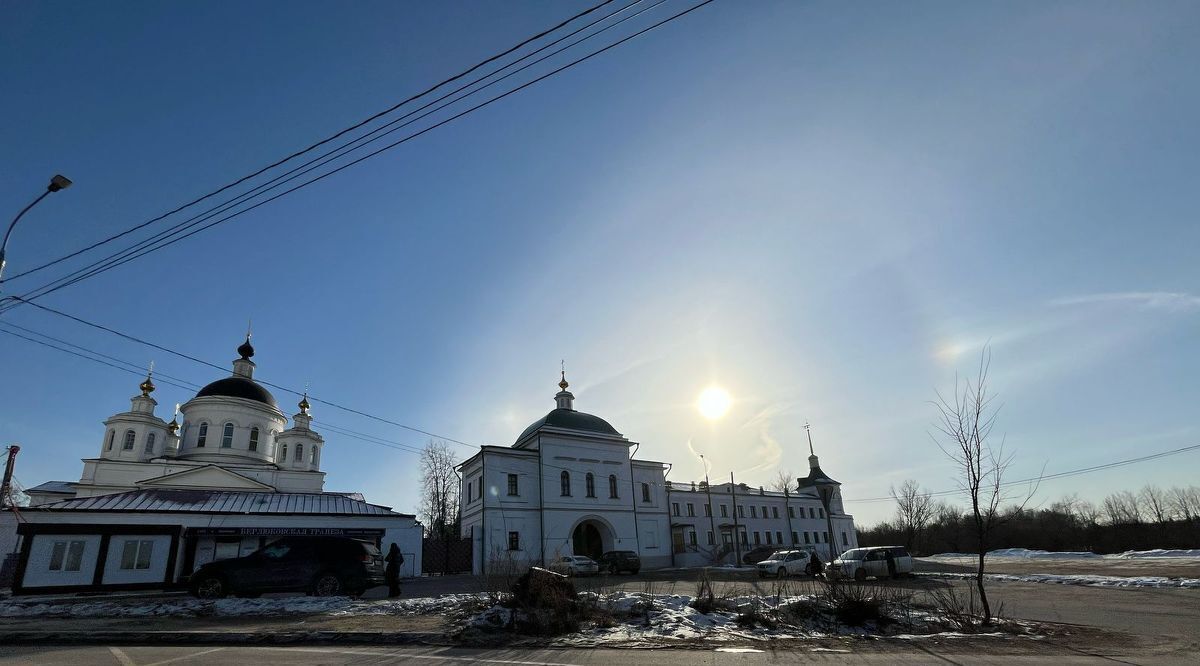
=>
[0,0,660,309]
[1,0,619,284]
[0,0,711,312]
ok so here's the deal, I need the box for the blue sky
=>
[2,1,1198,526]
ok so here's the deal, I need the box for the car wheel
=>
[312,572,344,597]
[191,575,227,599]
[854,568,866,582]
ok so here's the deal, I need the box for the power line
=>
[843,443,1200,504]
[1,0,661,309]
[0,0,711,311]
[3,297,479,449]
[1,0,619,284]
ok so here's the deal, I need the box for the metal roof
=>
[25,481,77,494]
[29,488,408,517]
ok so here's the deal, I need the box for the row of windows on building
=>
[670,500,825,520]
[679,529,848,548]
[465,472,654,504]
[105,424,318,465]
[46,538,155,573]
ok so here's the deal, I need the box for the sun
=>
[696,386,732,420]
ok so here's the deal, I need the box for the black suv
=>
[741,545,781,565]
[188,536,385,598]
[597,550,641,574]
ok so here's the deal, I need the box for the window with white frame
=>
[119,539,154,570]
[249,427,259,452]
[122,429,136,450]
[294,444,303,462]
[608,474,618,499]
[197,422,208,447]
[641,482,650,503]
[508,531,520,551]
[48,540,86,572]
[105,430,114,451]
[585,473,595,498]
[221,423,235,448]
[507,474,518,496]
[144,432,156,454]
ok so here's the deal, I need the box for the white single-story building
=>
[6,336,421,595]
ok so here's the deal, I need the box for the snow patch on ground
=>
[926,548,1200,560]
[0,593,487,619]
[918,572,1200,589]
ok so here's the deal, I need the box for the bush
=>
[505,567,583,636]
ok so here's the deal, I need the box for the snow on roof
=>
[27,488,409,517]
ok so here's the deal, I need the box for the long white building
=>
[458,375,857,573]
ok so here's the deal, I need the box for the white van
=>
[831,546,913,581]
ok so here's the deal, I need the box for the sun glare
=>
[697,386,732,420]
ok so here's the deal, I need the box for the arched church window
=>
[248,427,260,452]
[145,432,156,454]
[280,444,287,462]
[310,447,317,465]
[585,473,596,498]
[122,430,136,450]
[609,474,619,499]
[560,471,571,496]
[221,423,234,448]
[294,444,303,462]
[197,422,208,447]
[641,483,651,503]
[105,430,115,451]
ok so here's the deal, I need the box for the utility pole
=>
[730,471,742,566]
[1,445,18,509]
[700,454,717,562]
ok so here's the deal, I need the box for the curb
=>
[0,631,450,646]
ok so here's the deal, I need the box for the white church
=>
[458,374,858,573]
[5,337,422,595]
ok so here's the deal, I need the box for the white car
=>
[832,546,913,581]
[548,555,599,576]
[756,550,815,578]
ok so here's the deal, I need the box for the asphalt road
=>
[0,645,1195,666]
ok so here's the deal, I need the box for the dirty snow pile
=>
[918,572,1200,589]
[926,548,1200,561]
[0,593,487,619]
[464,591,1019,645]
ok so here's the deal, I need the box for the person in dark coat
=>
[384,543,404,598]
[885,549,897,579]
[807,550,824,577]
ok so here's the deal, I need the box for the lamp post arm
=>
[0,190,53,283]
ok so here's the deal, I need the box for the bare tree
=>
[1169,486,1199,523]
[419,440,461,540]
[771,469,795,493]
[891,479,935,554]
[930,347,1038,626]
[1140,485,1171,524]
[1076,499,1103,527]
[1102,490,1142,525]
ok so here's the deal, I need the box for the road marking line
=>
[256,647,577,665]
[108,647,137,666]
[142,647,226,666]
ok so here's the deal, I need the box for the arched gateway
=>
[570,519,612,560]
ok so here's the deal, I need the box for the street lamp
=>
[1,174,73,287]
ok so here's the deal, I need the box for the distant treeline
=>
[857,484,1200,556]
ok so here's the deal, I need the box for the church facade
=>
[458,375,858,574]
[7,338,421,595]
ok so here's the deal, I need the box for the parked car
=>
[831,546,913,581]
[755,549,816,578]
[188,536,385,599]
[547,555,600,576]
[741,545,781,565]
[597,550,641,575]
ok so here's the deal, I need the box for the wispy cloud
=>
[1052,292,1200,312]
